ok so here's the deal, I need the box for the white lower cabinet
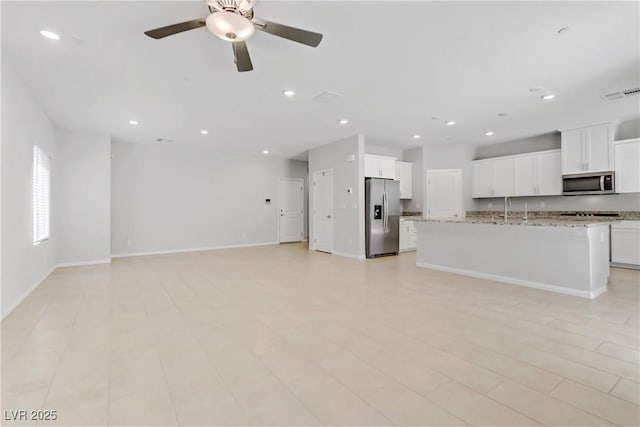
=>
[399,219,417,251]
[611,221,640,267]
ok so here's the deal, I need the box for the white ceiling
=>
[2,1,639,160]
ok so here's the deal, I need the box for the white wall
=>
[474,132,560,160]
[57,130,111,265]
[308,134,365,259]
[365,143,403,159]
[1,61,58,318]
[111,141,308,256]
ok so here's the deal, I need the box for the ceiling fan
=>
[144,0,323,72]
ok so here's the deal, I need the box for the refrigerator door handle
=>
[383,191,388,231]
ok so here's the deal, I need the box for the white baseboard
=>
[56,259,112,268]
[416,262,606,299]
[1,264,56,320]
[111,241,279,259]
[332,251,366,260]
[610,262,640,270]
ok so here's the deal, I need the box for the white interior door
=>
[278,178,304,243]
[426,169,462,218]
[313,170,333,253]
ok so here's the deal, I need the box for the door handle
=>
[383,191,388,231]
[280,214,284,216]
[327,215,332,219]
[600,175,605,191]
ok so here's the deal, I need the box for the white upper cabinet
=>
[365,154,396,179]
[472,160,496,198]
[395,161,413,199]
[493,158,514,197]
[474,150,561,198]
[561,129,584,174]
[561,123,614,174]
[514,150,562,196]
[536,150,562,195]
[471,158,514,198]
[614,138,640,193]
[513,155,536,196]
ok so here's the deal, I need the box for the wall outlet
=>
[488,202,493,208]
[126,239,133,246]
[241,232,247,238]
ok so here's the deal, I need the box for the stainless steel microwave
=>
[562,172,615,196]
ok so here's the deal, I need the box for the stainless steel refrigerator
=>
[365,178,400,258]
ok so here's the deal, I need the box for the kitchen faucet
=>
[504,196,511,221]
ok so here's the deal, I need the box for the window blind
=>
[33,145,50,244]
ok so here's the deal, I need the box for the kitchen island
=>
[415,217,613,298]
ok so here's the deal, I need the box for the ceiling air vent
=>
[602,87,640,101]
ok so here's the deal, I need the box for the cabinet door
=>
[611,222,640,265]
[493,158,514,197]
[536,151,562,195]
[514,155,536,196]
[472,161,495,198]
[408,222,417,249]
[399,222,408,250]
[561,129,585,174]
[395,162,413,199]
[379,158,396,179]
[585,124,612,172]
[364,155,380,178]
[615,140,640,193]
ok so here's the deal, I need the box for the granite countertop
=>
[415,217,618,228]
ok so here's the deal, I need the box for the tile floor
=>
[1,243,639,426]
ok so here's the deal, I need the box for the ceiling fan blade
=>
[144,18,207,39]
[232,41,253,72]
[253,19,323,47]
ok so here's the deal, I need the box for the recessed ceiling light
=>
[283,90,295,97]
[446,120,456,126]
[412,134,421,140]
[200,130,208,135]
[262,150,269,155]
[557,27,570,35]
[541,94,556,100]
[339,119,349,125]
[40,30,60,40]
[485,131,495,136]
[128,120,139,125]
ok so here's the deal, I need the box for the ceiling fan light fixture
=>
[206,11,255,42]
